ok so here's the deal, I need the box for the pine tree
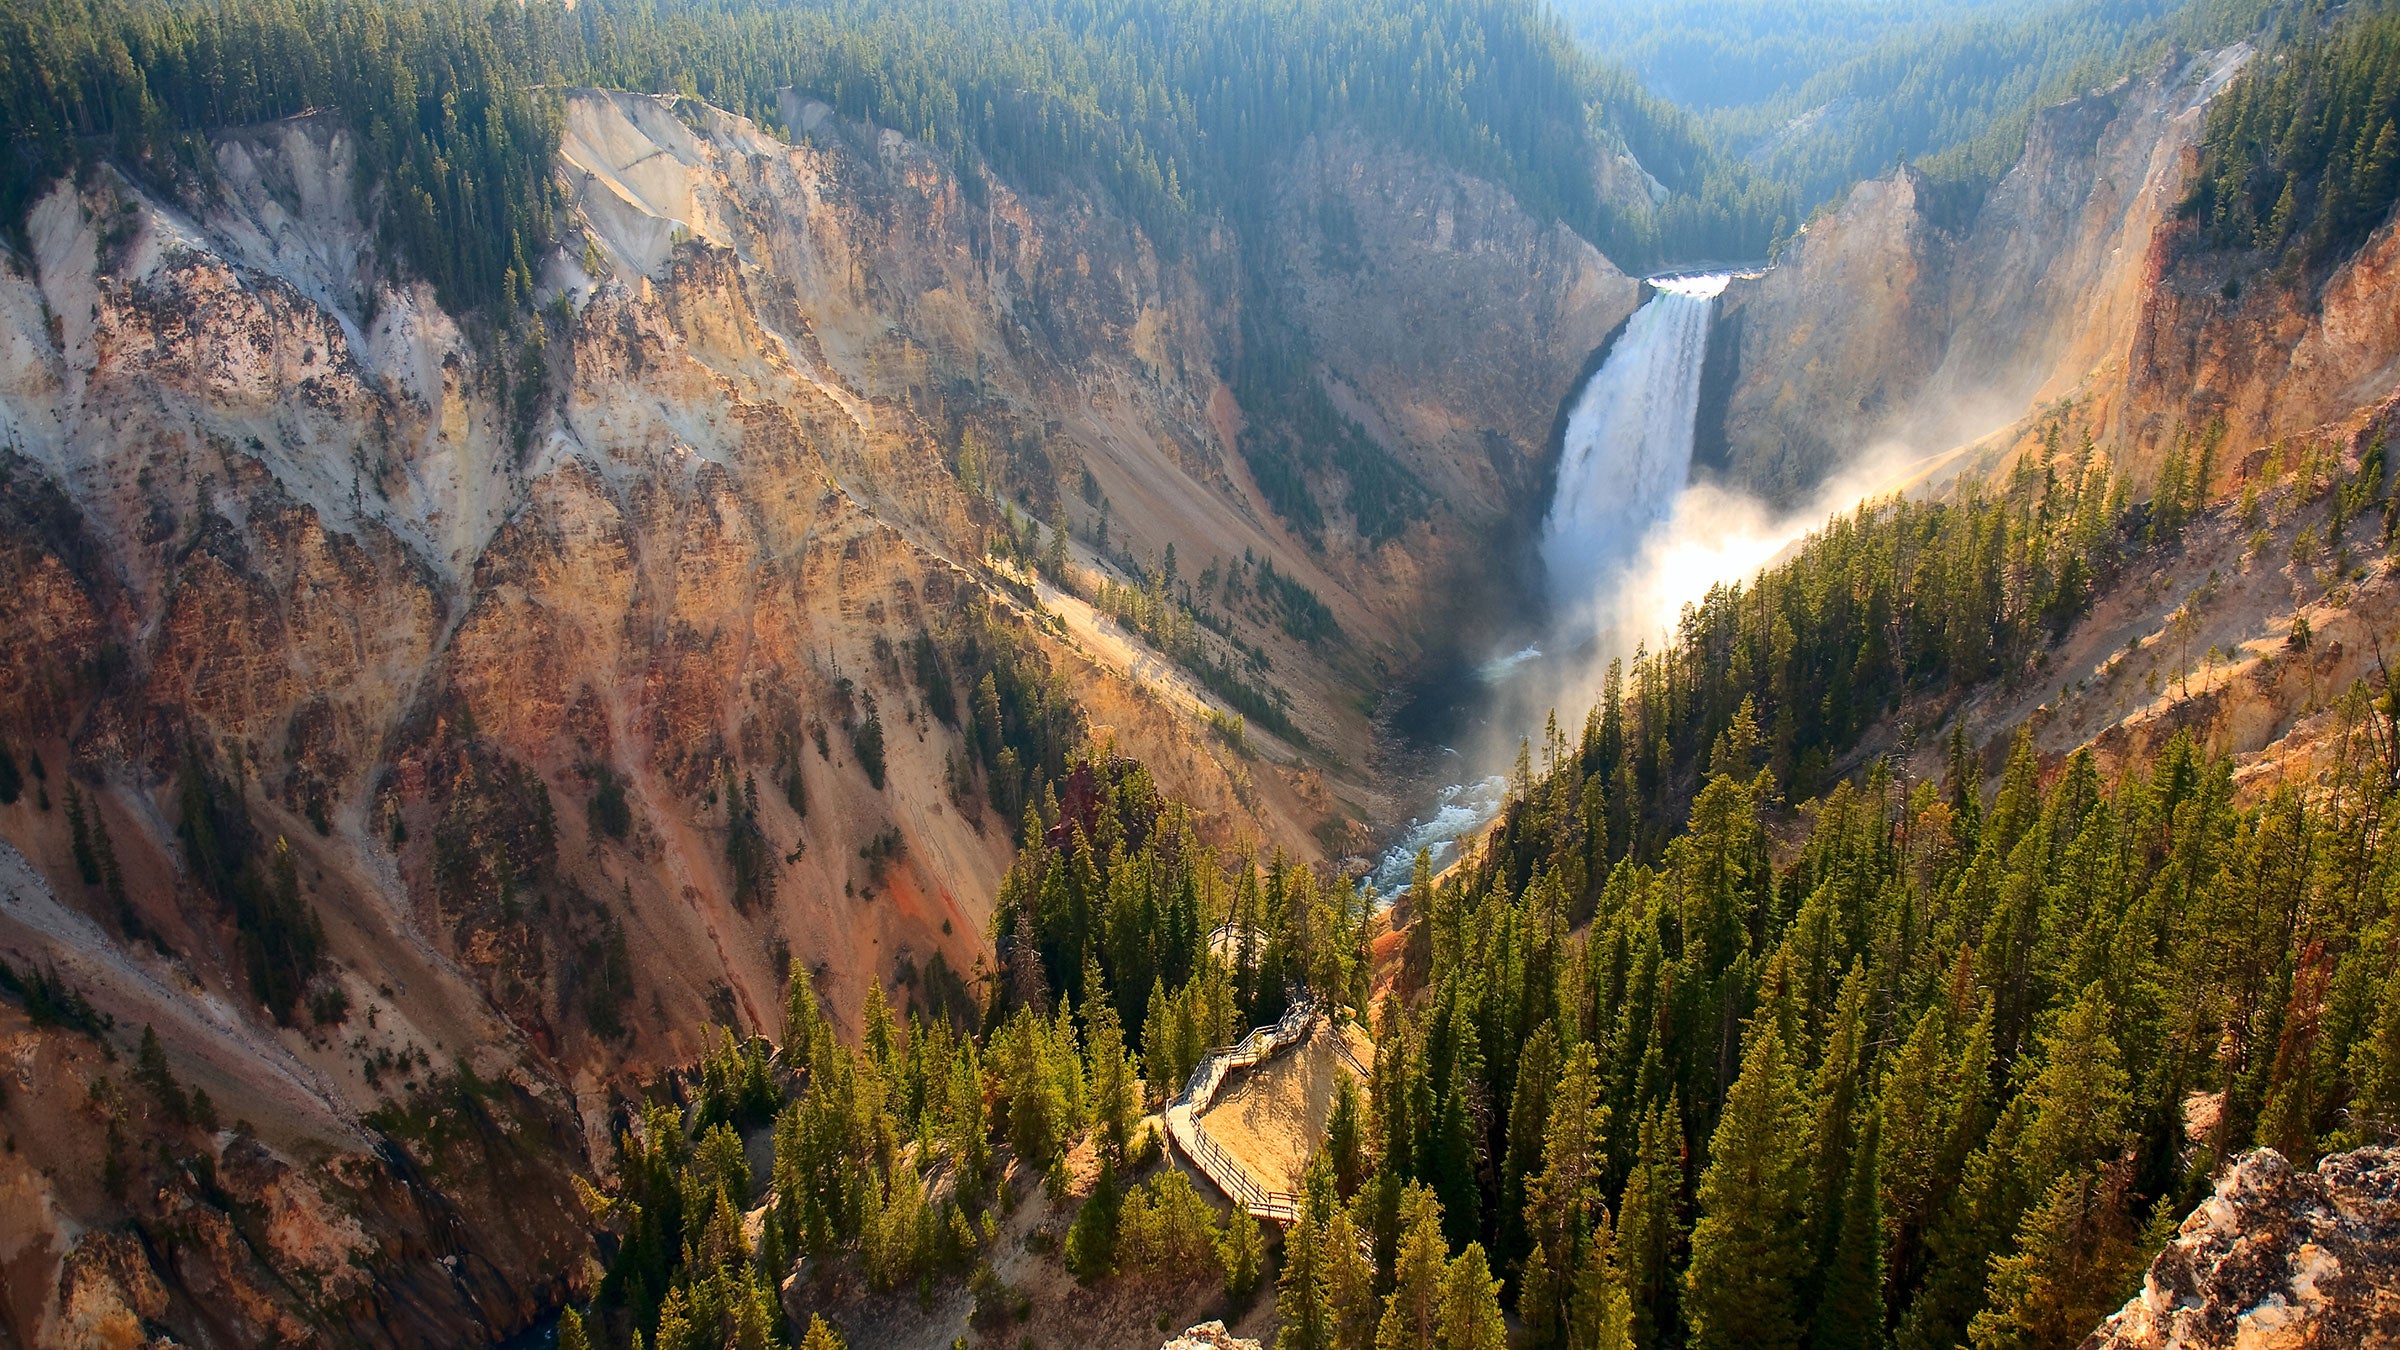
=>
[1144,974,1178,1100]
[862,977,897,1079]
[1875,1005,1953,1297]
[1684,1017,1811,1350]
[1813,1112,1885,1350]
[2344,961,2400,1143]
[1522,1242,1566,1349]
[784,957,826,1076]
[1502,1022,1562,1273]
[1521,1041,1604,1343]
[1808,964,1872,1276]
[1967,1165,2151,1350]
[1223,1206,1264,1299]
[557,1308,592,1350]
[656,1288,694,1350]
[136,1024,189,1123]
[1279,1195,1337,1350]
[1084,961,1137,1162]
[1377,1191,1447,1350]
[1945,724,1983,849]
[1327,1209,1379,1350]
[2019,984,2129,1191]
[1329,1073,1367,1199]
[66,782,100,885]
[1617,1098,1685,1350]
[1567,1213,1637,1350]
[1437,1242,1508,1350]
[1897,1093,2027,1350]
[1065,1155,1123,1281]
[731,1277,778,1350]
[1045,503,1071,580]
[800,1314,845,1350]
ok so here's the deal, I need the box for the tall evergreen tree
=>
[1438,1243,1509,1350]
[1377,1190,1447,1350]
[1617,1097,1685,1350]
[1567,1212,1637,1350]
[1683,1016,1812,1350]
[1814,1112,1886,1350]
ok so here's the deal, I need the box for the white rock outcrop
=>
[2085,1147,2400,1349]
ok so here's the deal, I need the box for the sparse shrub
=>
[854,705,887,790]
[970,1261,1015,1328]
[309,979,351,1027]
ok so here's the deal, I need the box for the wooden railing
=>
[1327,1022,1371,1083]
[1163,998,1357,1225]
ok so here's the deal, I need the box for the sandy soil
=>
[1198,1019,1372,1196]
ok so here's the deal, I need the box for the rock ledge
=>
[1162,1320,1262,1350]
[2085,1146,2400,1348]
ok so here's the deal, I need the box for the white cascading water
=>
[1540,272,1729,629]
[1370,274,1730,900]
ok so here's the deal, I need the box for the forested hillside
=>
[0,0,1781,301]
[1551,0,2017,113]
[1699,0,2285,229]
[1376,701,2400,1350]
[2183,1,2400,273]
[1,0,2358,335]
[1284,444,2400,1350]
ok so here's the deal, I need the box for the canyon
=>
[2,29,2398,1350]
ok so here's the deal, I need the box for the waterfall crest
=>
[1539,273,1726,632]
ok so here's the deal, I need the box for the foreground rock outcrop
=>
[2086,1148,2400,1349]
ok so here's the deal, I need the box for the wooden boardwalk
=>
[1162,998,1368,1225]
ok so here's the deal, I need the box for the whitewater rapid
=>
[1369,273,1729,900]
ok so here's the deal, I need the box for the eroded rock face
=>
[2086,1148,2400,1349]
[1270,127,1639,529]
[2127,200,2400,472]
[1704,45,2263,500]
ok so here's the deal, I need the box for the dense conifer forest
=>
[2184,1,2400,272]
[558,412,2399,1350]
[6,0,2384,315]
[1396,554,2398,1350]
[0,0,1761,308]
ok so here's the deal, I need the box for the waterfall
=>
[1539,273,1727,629]
[1370,274,1729,901]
